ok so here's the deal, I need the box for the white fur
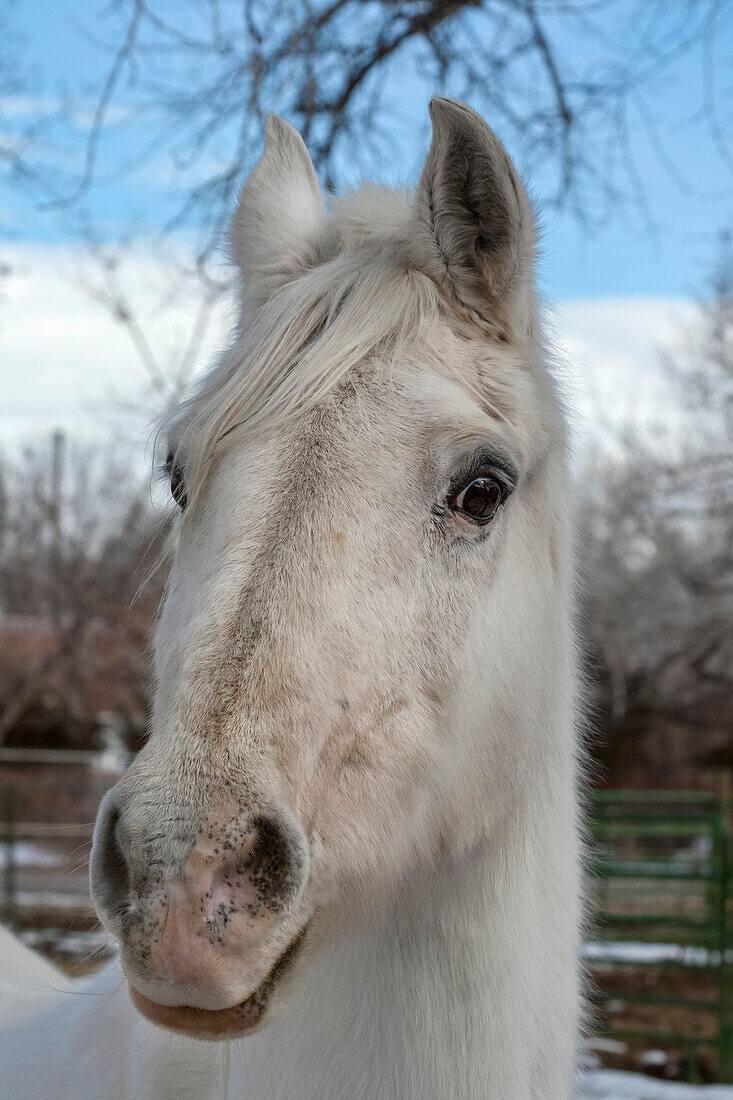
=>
[1,101,582,1098]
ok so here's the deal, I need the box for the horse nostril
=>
[222,811,307,915]
[90,797,130,925]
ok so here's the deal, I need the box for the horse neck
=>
[243,782,580,1100]
[239,842,496,1099]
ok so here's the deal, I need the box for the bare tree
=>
[582,239,733,771]
[8,0,733,405]
[49,0,733,250]
[0,434,168,750]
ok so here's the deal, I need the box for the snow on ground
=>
[581,1071,733,1098]
[18,929,116,958]
[584,941,732,966]
[0,842,60,870]
[14,890,90,909]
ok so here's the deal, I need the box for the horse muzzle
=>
[127,923,308,1039]
[90,786,311,1037]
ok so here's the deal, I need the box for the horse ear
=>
[232,115,326,310]
[415,97,535,338]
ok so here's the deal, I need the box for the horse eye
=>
[166,451,187,510]
[451,477,505,526]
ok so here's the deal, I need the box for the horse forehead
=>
[217,377,416,514]
[176,398,405,618]
[182,322,557,593]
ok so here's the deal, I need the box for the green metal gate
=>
[589,790,733,1083]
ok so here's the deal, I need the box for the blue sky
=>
[1,2,731,451]
[3,0,732,301]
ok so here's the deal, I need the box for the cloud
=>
[0,96,63,117]
[0,245,697,464]
[0,244,232,455]
[0,95,132,129]
[549,296,697,459]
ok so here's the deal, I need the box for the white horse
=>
[1,97,582,1099]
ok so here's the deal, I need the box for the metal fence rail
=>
[1,754,122,972]
[589,790,733,1083]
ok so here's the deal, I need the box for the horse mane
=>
[163,185,441,509]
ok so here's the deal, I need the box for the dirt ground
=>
[589,962,724,1084]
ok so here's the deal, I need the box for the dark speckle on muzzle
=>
[90,786,310,1007]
